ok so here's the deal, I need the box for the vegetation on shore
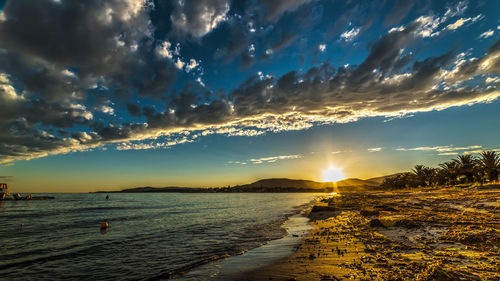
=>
[382,151,500,189]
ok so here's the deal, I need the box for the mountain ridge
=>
[96,175,397,193]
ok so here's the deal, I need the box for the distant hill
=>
[96,186,205,193]
[335,178,379,188]
[236,178,330,189]
[97,175,398,193]
[233,177,382,192]
[366,173,403,185]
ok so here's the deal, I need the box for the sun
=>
[322,166,345,182]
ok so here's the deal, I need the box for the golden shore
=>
[239,186,500,281]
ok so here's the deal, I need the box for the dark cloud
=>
[0,0,151,75]
[170,0,230,38]
[0,1,498,164]
[259,0,313,22]
[384,0,414,27]
[127,103,142,118]
[260,32,298,60]
[271,33,298,51]
[240,53,255,68]
[348,22,418,86]
[214,22,251,64]
[327,1,379,41]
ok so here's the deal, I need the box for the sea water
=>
[0,193,319,280]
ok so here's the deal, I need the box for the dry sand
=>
[236,186,500,281]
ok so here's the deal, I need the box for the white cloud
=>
[414,15,441,37]
[185,59,199,72]
[486,77,500,84]
[174,58,185,70]
[0,73,24,101]
[368,147,382,152]
[248,22,256,33]
[171,0,230,37]
[98,105,115,115]
[228,154,302,165]
[479,29,494,39]
[248,44,255,54]
[396,145,482,152]
[331,150,350,154]
[438,152,459,156]
[196,77,205,87]
[445,18,468,30]
[318,44,326,52]
[116,137,192,151]
[340,27,360,41]
[464,148,500,155]
[443,1,468,19]
[61,69,77,78]
[250,154,302,164]
[155,41,174,59]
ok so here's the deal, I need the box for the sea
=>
[0,193,320,280]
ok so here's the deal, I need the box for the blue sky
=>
[0,0,499,192]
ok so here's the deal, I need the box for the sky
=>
[0,0,499,192]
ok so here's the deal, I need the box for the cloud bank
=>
[0,0,499,164]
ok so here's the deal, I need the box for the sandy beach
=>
[237,186,500,281]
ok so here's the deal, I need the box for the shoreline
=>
[236,186,500,280]
[174,195,323,280]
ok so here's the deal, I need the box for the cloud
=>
[185,59,199,72]
[445,15,482,31]
[259,0,313,22]
[170,0,230,38]
[443,1,468,19]
[368,147,383,152]
[486,77,500,84]
[331,150,351,154]
[438,152,459,156]
[155,41,174,59]
[116,136,192,150]
[463,148,500,155]
[384,0,413,27]
[229,154,303,165]
[479,29,494,39]
[1,3,500,165]
[318,44,326,52]
[397,145,500,156]
[174,58,186,70]
[271,33,298,52]
[340,27,360,42]
[396,145,482,152]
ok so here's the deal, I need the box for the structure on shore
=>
[0,183,54,201]
[0,183,9,199]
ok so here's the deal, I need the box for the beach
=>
[239,186,500,281]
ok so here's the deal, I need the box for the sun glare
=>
[322,166,345,182]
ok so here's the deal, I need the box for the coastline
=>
[236,186,500,281]
[174,195,323,281]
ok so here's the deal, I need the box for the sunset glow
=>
[322,166,345,182]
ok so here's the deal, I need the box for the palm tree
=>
[479,151,500,182]
[438,161,459,185]
[411,165,435,186]
[381,172,416,189]
[454,154,478,183]
[411,165,427,187]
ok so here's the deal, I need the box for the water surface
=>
[0,193,319,280]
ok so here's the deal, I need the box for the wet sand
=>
[238,186,500,281]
